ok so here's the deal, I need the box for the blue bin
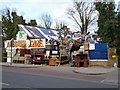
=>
[89,50,108,59]
[95,43,108,51]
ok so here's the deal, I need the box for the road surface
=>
[1,66,118,89]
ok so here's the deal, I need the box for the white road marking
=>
[0,82,9,86]
[25,87,39,90]
[100,78,118,85]
[101,79,105,83]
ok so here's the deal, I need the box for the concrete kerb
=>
[73,70,107,75]
[0,62,40,68]
[0,62,75,69]
[73,67,117,75]
[1,65,39,68]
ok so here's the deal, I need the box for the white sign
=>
[16,31,27,40]
[89,44,95,50]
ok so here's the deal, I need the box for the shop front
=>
[5,39,46,64]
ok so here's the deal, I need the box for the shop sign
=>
[16,31,27,40]
[5,40,26,48]
[5,39,46,48]
[29,39,45,48]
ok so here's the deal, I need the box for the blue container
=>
[95,43,108,51]
[89,50,108,59]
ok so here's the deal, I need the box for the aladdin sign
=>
[16,31,27,40]
[5,39,46,48]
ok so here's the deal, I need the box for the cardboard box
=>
[49,59,58,66]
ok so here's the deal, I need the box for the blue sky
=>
[0,0,119,32]
[0,0,72,23]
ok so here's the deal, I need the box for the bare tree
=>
[39,13,52,29]
[67,0,97,34]
[54,19,66,30]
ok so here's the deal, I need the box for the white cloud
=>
[0,0,73,20]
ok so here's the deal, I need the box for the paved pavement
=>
[0,62,118,75]
[74,67,117,75]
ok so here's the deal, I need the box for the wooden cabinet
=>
[30,50,45,64]
[75,54,89,67]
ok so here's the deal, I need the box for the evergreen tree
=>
[115,2,120,49]
[2,9,13,40]
[28,19,37,26]
[1,8,26,41]
[95,1,116,47]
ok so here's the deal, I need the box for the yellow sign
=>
[6,40,26,48]
[5,39,46,48]
[30,39,45,48]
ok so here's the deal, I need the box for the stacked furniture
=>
[59,45,68,65]
[75,54,89,67]
[13,49,24,63]
[49,45,60,66]
[30,49,45,64]
[13,49,31,64]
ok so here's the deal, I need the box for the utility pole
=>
[10,38,14,65]
[0,21,2,46]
